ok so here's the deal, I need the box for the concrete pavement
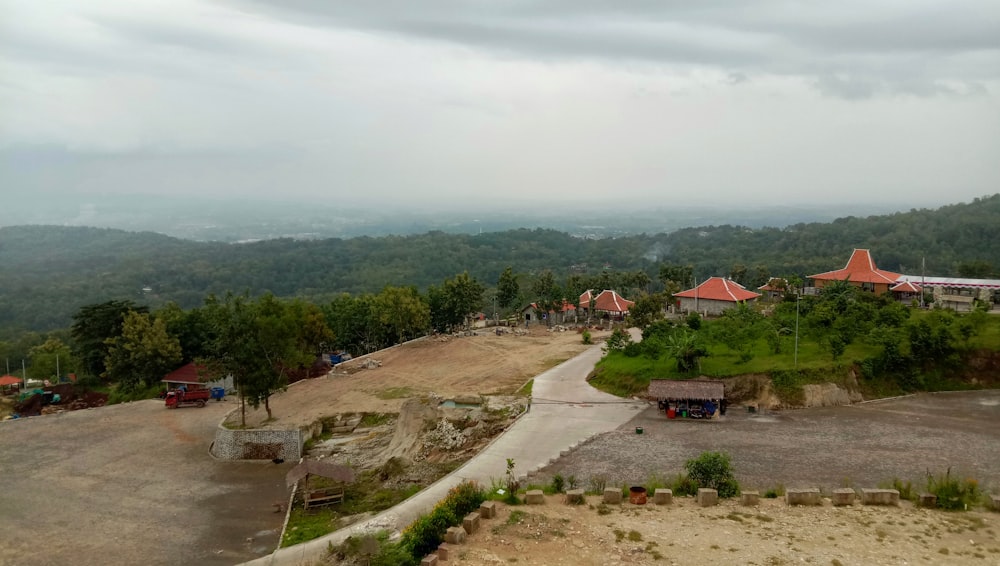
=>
[245,334,645,565]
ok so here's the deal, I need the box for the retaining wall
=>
[211,425,302,461]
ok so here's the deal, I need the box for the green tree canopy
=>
[103,311,182,391]
[71,300,149,379]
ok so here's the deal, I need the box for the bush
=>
[550,474,565,493]
[684,451,740,498]
[670,473,699,497]
[398,481,486,558]
[926,469,980,511]
[582,330,592,345]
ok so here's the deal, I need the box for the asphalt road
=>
[0,399,291,566]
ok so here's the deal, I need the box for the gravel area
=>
[532,389,1000,493]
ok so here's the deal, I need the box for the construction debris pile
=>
[10,383,108,418]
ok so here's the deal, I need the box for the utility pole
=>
[794,294,800,368]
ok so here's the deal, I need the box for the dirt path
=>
[236,327,607,429]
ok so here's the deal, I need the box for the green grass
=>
[516,379,533,396]
[590,312,1000,399]
[280,467,429,547]
[375,387,418,400]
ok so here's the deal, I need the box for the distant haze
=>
[2,1,998,209]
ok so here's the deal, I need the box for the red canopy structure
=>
[0,375,23,394]
[0,375,23,386]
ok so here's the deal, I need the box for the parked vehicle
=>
[164,388,210,408]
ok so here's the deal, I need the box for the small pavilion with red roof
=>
[808,249,901,294]
[674,277,761,316]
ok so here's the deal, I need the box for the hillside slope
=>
[1,195,998,333]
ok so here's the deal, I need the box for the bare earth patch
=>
[454,495,1000,565]
[234,326,607,430]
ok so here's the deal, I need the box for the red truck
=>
[164,388,210,408]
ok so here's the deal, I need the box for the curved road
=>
[247,333,645,565]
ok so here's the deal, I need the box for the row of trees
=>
[5,194,998,336]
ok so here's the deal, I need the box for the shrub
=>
[763,484,785,498]
[684,451,740,498]
[670,473,699,497]
[551,474,565,493]
[926,469,980,511]
[398,481,485,558]
[588,474,608,494]
[582,330,592,345]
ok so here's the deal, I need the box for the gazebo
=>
[0,375,23,395]
[286,460,356,509]
[647,379,726,419]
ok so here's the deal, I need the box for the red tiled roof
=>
[808,249,901,285]
[758,277,788,292]
[674,277,761,302]
[161,363,207,385]
[579,289,634,313]
[890,280,922,293]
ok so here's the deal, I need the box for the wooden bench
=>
[304,486,345,509]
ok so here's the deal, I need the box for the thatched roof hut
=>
[647,379,724,400]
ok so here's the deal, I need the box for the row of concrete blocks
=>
[421,501,499,565]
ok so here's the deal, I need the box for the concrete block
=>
[525,490,545,505]
[444,526,466,545]
[420,554,439,566]
[832,488,856,506]
[785,488,821,506]
[565,489,585,504]
[437,543,451,561]
[918,493,937,508]
[990,494,1000,511]
[462,512,481,534]
[697,488,718,507]
[740,491,760,506]
[603,487,622,504]
[653,488,673,505]
[861,488,899,506]
[479,501,497,519]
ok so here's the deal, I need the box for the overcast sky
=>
[2,0,998,210]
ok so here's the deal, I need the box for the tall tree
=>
[71,300,148,379]
[374,286,430,344]
[103,311,183,391]
[496,267,520,311]
[428,272,485,332]
[203,293,315,426]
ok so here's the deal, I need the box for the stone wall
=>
[211,423,302,461]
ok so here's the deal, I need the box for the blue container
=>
[210,387,225,401]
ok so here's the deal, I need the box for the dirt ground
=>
[453,495,1000,565]
[235,326,606,429]
[0,399,292,566]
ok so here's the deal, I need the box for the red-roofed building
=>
[808,249,901,294]
[757,277,789,301]
[161,363,233,392]
[890,280,923,303]
[578,289,634,320]
[674,277,761,315]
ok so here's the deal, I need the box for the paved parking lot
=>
[0,399,291,566]
[535,390,1000,492]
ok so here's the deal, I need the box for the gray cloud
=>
[1,0,998,210]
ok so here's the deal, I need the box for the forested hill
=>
[1,195,998,334]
